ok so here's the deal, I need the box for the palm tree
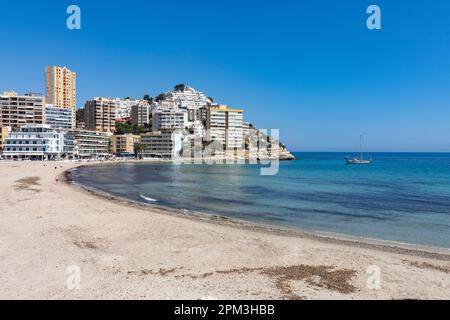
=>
[134,142,145,159]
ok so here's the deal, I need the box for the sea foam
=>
[140,194,158,202]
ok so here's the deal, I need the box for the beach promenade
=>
[0,161,449,299]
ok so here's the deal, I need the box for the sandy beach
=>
[0,161,449,300]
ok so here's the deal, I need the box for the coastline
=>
[1,160,450,299]
[66,165,450,261]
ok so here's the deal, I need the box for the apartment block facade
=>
[72,129,111,158]
[130,102,150,127]
[140,131,183,159]
[2,125,73,160]
[0,91,44,128]
[206,105,244,149]
[44,105,73,130]
[152,108,184,132]
[84,98,116,132]
[111,134,140,155]
[155,86,211,137]
[45,66,76,127]
[114,98,141,120]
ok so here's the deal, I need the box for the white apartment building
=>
[155,86,212,135]
[163,85,211,111]
[243,122,251,138]
[206,105,244,149]
[72,129,111,158]
[152,107,184,132]
[44,104,73,130]
[114,98,141,119]
[227,108,244,148]
[3,125,73,160]
[140,131,183,159]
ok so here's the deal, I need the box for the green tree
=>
[143,94,153,103]
[76,108,85,122]
[131,124,144,135]
[115,122,131,134]
[133,142,145,159]
[174,84,186,92]
[108,139,113,155]
[155,93,166,102]
[115,122,145,135]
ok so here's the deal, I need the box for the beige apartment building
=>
[0,126,11,152]
[45,66,76,127]
[0,91,44,128]
[206,105,244,149]
[111,134,140,155]
[84,98,116,133]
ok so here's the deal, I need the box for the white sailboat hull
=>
[345,158,371,164]
[346,135,372,165]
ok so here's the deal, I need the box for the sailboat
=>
[345,135,372,164]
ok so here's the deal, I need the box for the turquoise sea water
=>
[71,153,450,249]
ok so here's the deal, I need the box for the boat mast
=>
[360,135,363,160]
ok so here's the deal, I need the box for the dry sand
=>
[0,161,449,300]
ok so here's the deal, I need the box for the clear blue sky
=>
[1,0,449,152]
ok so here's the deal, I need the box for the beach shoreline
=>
[66,165,450,260]
[1,160,449,299]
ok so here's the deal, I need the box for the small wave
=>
[140,194,158,202]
